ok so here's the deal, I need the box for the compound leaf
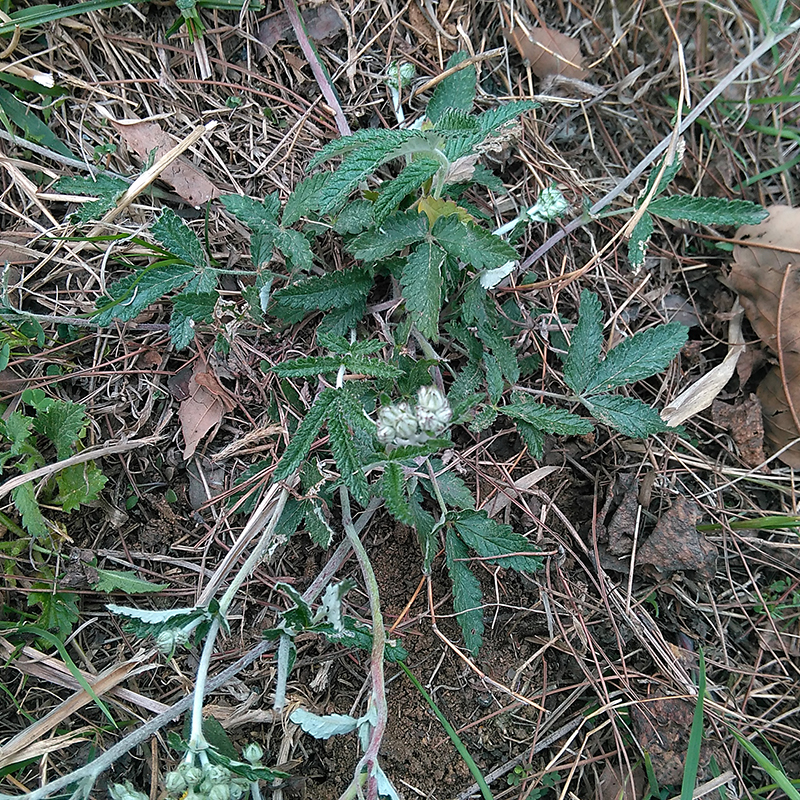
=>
[583,394,675,439]
[282,171,330,226]
[220,193,280,227]
[328,392,370,506]
[563,290,603,394]
[583,322,687,396]
[432,214,518,270]
[5,411,33,456]
[453,510,542,572]
[401,240,446,340]
[56,174,128,222]
[308,128,415,170]
[445,528,484,655]
[173,291,217,321]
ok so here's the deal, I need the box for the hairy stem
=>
[339,486,387,800]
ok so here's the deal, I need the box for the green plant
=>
[0,388,107,541]
[753,577,800,621]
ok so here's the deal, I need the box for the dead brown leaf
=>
[178,365,227,460]
[258,3,345,51]
[711,395,766,468]
[637,496,717,579]
[110,119,219,207]
[728,206,800,465]
[596,763,644,800]
[504,25,588,80]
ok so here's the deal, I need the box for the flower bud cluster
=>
[155,627,191,655]
[163,759,255,800]
[386,61,415,91]
[376,386,452,447]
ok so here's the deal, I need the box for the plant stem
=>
[187,615,222,758]
[339,486,387,800]
[273,634,293,711]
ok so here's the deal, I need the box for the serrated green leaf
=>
[317,301,369,336]
[94,264,193,326]
[426,52,476,122]
[328,393,370,506]
[453,510,542,572]
[316,131,420,212]
[374,158,440,223]
[55,462,107,512]
[402,241,446,340]
[169,311,195,351]
[503,397,593,435]
[563,290,603,394]
[172,291,217,321]
[582,322,687,396]
[409,489,437,573]
[93,569,168,594]
[470,405,498,432]
[277,581,314,630]
[348,210,428,262]
[12,482,48,538]
[476,100,538,136]
[5,411,33,456]
[332,198,374,234]
[515,420,545,459]
[309,129,415,170]
[273,389,336,480]
[423,463,475,510]
[272,355,345,377]
[220,193,280,227]
[274,226,314,271]
[150,208,207,267]
[33,400,87,459]
[432,214,518,270]
[484,352,504,404]
[303,502,334,548]
[435,108,480,133]
[627,211,654,270]
[582,394,675,438]
[106,603,204,625]
[445,528,483,655]
[272,267,373,314]
[282,171,331,225]
[382,462,414,525]
[345,354,403,378]
[648,195,768,226]
[56,175,128,222]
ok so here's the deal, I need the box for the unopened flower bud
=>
[526,184,569,223]
[227,783,245,800]
[165,771,187,794]
[376,401,421,446]
[182,765,204,787]
[415,386,452,434]
[109,782,149,800]
[203,765,230,785]
[386,61,415,91]
[208,785,230,800]
[155,628,190,655]
[243,743,264,764]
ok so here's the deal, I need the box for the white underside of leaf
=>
[479,260,516,289]
[661,301,744,427]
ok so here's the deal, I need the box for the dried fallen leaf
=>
[504,24,588,80]
[178,365,227,460]
[728,205,800,465]
[109,118,219,207]
[637,496,716,579]
[257,3,345,51]
[481,466,558,517]
[661,301,745,427]
[596,763,644,800]
[711,395,766,469]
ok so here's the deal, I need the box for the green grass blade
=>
[681,649,706,800]
[399,662,494,800]
[730,730,800,800]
